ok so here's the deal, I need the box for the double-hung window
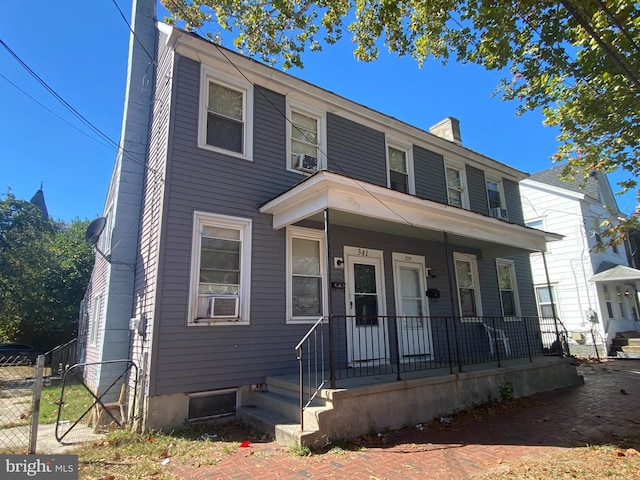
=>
[535,285,557,319]
[288,102,325,174]
[496,259,520,318]
[189,212,252,325]
[386,141,414,194]
[200,68,253,159]
[454,252,482,319]
[287,227,326,323]
[446,164,467,208]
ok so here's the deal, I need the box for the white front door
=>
[344,247,388,365]
[392,253,431,360]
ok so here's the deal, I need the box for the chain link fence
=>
[0,355,36,453]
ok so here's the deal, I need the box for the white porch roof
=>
[591,264,640,282]
[259,171,562,258]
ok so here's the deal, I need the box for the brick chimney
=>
[429,117,462,145]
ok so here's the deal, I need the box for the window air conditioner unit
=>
[295,153,318,173]
[208,296,239,318]
[491,207,508,220]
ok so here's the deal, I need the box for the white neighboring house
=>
[520,165,640,357]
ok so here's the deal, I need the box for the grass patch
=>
[39,381,96,425]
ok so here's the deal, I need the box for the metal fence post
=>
[29,355,45,454]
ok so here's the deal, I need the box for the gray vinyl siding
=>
[503,178,524,225]
[326,112,387,186]
[149,54,312,396]
[512,255,537,315]
[132,31,173,369]
[146,51,540,397]
[466,165,489,215]
[477,256,502,316]
[414,146,447,203]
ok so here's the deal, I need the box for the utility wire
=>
[0,38,121,151]
[0,72,116,152]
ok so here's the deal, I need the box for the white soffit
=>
[260,171,561,254]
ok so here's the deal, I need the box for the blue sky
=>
[2,1,635,222]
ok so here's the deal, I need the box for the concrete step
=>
[237,405,325,447]
[612,337,640,347]
[244,389,324,430]
[266,375,330,403]
[621,345,640,354]
[616,330,640,338]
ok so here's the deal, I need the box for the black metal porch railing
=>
[295,316,326,432]
[295,315,569,406]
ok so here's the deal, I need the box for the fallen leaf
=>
[240,441,251,448]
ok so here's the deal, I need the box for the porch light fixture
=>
[426,268,437,279]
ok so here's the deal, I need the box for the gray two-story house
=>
[79,1,581,446]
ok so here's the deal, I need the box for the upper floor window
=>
[486,179,507,219]
[199,68,253,160]
[446,165,468,209]
[454,252,482,318]
[287,227,326,323]
[288,102,325,175]
[188,212,252,325]
[386,141,414,194]
[496,259,520,318]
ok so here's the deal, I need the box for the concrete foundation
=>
[314,357,583,444]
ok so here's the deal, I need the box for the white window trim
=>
[89,294,102,346]
[286,226,327,324]
[385,138,415,195]
[101,205,114,254]
[535,284,559,319]
[445,161,469,209]
[286,99,326,175]
[199,67,254,161]
[453,252,483,319]
[496,259,521,319]
[485,177,505,211]
[188,211,252,326]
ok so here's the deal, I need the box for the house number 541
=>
[357,249,369,256]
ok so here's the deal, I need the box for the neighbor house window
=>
[454,252,482,318]
[200,68,253,159]
[496,259,520,318]
[287,227,326,323]
[288,102,325,174]
[535,285,557,318]
[446,165,467,208]
[89,295,102,346]
[189,212,252,325]
[386,141,414,194]
[603,285,614,318]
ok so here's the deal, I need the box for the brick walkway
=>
[171,359,640,479]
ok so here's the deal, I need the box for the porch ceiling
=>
[259,171,562,258]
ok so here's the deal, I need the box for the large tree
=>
[0,193,94,350]
[163,0,640,246]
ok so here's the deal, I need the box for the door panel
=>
[393,253,431,359]
[345,247,388,365]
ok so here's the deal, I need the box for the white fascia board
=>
[261,172,559,252]
[520,178,586,201]
[162,25,526,183]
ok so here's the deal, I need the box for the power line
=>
[0,72,116,152]
[0,38,122,151]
